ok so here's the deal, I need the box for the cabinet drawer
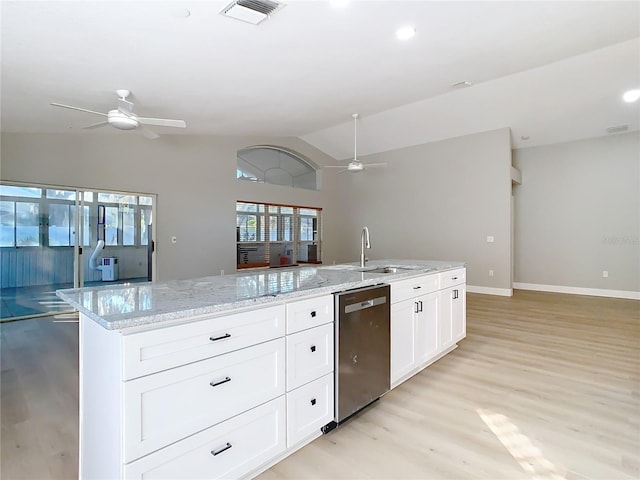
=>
[286,294,333,334]
[391,273,440,304]
[124,396,286,480]
[286,323,334,391]
[286,373,334,448]
[439,268,466,289]
[123,338,285,462]
[122,304,285,380]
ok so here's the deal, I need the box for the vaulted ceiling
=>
[1,1,638,160]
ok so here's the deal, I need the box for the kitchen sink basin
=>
[359,266,411,274]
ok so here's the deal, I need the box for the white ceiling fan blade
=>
[137,117,186,128]
[140,125,160,140]
[325,165,349,168]
[118,98,134,115]
[366,163,388,167]
[82,121,109,130]
[50,103,107,117]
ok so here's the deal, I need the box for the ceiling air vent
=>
[606,124,629,135]
[220,0,285,25]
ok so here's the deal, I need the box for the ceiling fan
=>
[325,113,387,173]
[50,89,186,139]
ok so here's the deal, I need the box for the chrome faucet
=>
[360,226,371,267]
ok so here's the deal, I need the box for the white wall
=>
[1,133,344,281]
[513,132,640,294]
[324,128,514,293]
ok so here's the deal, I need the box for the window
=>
[237,146,319,191]
[0,185,43,246]
[0,184,153,248]
[47,189,91,247]
[236,201,321,269]
[97,194,140,246]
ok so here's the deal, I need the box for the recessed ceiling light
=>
[171,8,191,18]
[396,25,416,41]
[330,0,350,7]
[623,89,640,103]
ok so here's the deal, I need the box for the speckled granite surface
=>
[56,260,464,331]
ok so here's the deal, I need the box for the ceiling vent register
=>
[221,0,285,25]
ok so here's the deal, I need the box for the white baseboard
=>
[513,282,640,300]
[467,285,513,297]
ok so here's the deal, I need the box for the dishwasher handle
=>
[344,295,388,314]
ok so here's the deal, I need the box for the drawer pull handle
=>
[209,333,231,342]
[210,377,231,388]
[413,286,421,290]
[310,310,317,318]
[452,276,458,280]
[211,442,232,456]
[310,398,317,406]
[310,345,316,352]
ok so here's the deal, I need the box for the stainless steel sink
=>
[359,266,410,274]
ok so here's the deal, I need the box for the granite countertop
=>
[56,259,464,332]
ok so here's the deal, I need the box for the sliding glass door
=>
[0,182,156,321]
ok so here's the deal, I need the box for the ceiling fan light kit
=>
[108,110,138,130]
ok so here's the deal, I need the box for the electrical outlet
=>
[171,236,177,244]
[487,236,494,243]
[489,270,494,277]
[220,270,225,276]
[603,270,608,278]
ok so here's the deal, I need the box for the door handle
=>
[310,345,316,352]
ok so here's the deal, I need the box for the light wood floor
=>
[1,292,638,479]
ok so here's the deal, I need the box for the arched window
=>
[237,146,319,191]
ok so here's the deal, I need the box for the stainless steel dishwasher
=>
[333,283,390,424]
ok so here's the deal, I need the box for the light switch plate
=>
[487,236,494,243]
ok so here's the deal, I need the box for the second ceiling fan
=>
[325,113,387,173]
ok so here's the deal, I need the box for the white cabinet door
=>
[439,287,454,352]
[390,299,417,387]
[286,323,334,392]
[123,338,285,462]
[452,284,466,343]
[414,292,439,366]
[439,283,467,351]
[286,373,334,448]
[124,396,286,480]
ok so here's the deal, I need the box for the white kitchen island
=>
[57,259,466,480]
